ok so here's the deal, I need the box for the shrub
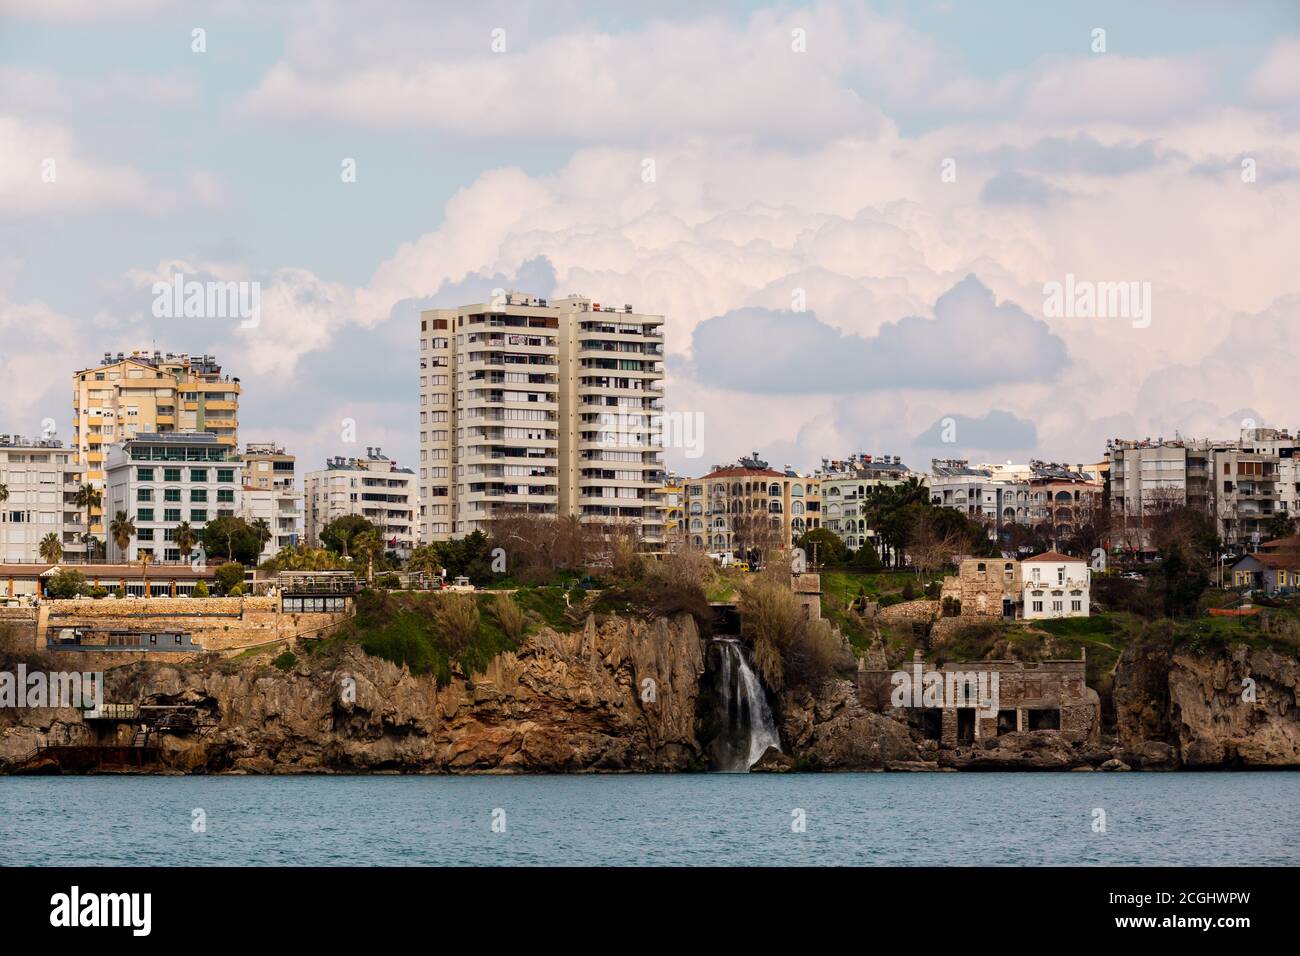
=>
[488,593,526,643]
[192,580,209,598]
[434,594,480,655]
[227,582,247,597]
[43,568,87,599]
[901,580,916,601]
[271,651,297,671]
[375,573,401,590]
[86,585,109,599]
[738,566,851,692]
[214,562,245,596]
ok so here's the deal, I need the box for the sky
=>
[3,0,1299,480]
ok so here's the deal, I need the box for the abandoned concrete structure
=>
[858,649,1100,746]
[940,557,1022,618]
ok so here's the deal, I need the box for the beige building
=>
[72,351,241,534]
[240,442,303,561]
[418,292,664,543]
[0,435,86,563]
[682,454,821,555]
[304,449,416,557]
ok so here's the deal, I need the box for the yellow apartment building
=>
[71,351,241,533]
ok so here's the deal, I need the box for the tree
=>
[175,521,197,563]
[353,529,382,583]
[43,568,86,599]
[259,544,347,572]
[109,510,136,558]
[213,561,246,596]
[320,515,377,558]
[73,482,102,554]
[39,532,63,564]
[200,516,261,564]
[0,483,7,505]
[406,543,444,580]
[1151,541,1209,618]
[250,517,272,556]
[794,528,847,567]
[1266,512,1297,541]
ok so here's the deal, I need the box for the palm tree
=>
[109,510,136,560]
[175,521,197,563]
[39,532,63,564]
[74,482,102,558]
[353,529,382,583]
[250,518,272,557]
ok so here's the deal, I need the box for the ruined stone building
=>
[858,649,1100,747]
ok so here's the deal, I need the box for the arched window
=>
[768,483,781,497]
[791,483,804,497]
[791,501,804,515]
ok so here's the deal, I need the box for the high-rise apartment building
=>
[304,448,416,557]
[418,293,665,542]
[240,442,303,561]
[0,435,86,562]
[72,350,241,534]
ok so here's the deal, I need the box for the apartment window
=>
[217,469,235,483]
[164,488,181,502]
[137,508,154,522]
[190,489,208,503]
[164,508,181,522]
[190,468,208,482]
[137,468,154,481]
[1032,600,1043,613]
[137,488,153,502]
[164,468,182,482]
[137,528,154,541]
[1071,600,1082,611]
[217,489,234,504]
[190,509,207,523]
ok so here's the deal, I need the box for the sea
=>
[3,772,1296,866]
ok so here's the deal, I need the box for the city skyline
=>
[4,1,1300,484]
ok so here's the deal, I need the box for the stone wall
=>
[941,558,1021,617]
[38,596,351,655]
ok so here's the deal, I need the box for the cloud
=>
[914,410,1038,451]
[685,275,1068,394]
[980,171,1068,206]
[0,115,152,217]
[1248,36,1300,105]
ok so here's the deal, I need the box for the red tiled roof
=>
[1022,550,1082,563]
[699,467,786,479]
[1259,534,1300,552]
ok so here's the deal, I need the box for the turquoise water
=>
[3,773,1296,866]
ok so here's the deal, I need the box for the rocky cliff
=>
[1,613,706,773]
[1114,640,1300,768]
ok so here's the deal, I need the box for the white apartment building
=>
[818,453,911,551]
[304,448,416,557]
[928,459,1031,532]
[418,292,664,542]
[240,442,303,561]
[1021,551,1091,619]
[0,435,86,563]
[104,432,243,563]
[1107,427,1300,549]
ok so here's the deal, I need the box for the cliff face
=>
[1,613,706,774]
[1115,641,1300,768]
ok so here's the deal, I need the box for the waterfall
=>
[708,638,781,772]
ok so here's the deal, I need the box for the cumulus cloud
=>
[686,276,1068,393]
[914,410,1038,451]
